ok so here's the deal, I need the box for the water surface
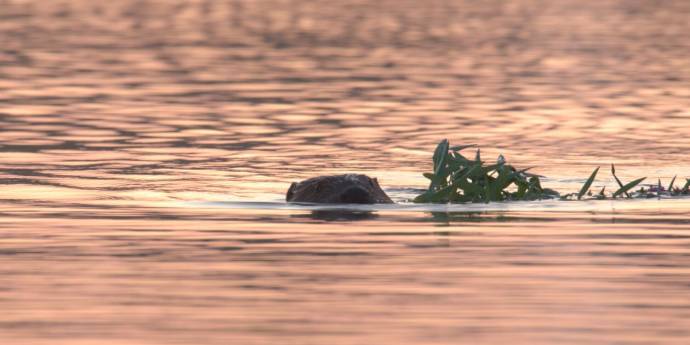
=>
[1,0,690,344]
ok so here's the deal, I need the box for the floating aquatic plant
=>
[414,139,689,204]
[413,139,559,203]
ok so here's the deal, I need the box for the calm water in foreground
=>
[1,0,690,344]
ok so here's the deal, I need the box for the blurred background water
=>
[1,0,690,344]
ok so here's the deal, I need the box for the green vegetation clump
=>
[560,164,690,200]
[413,139,559,203]
[414,139,689,204]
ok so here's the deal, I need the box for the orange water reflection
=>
[1,0,690,344]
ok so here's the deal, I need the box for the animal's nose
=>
[339,186,374,204]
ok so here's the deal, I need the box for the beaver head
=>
[286,174,393,204]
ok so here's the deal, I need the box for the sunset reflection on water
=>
[1,0,690,344]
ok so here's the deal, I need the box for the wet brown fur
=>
[286,174,393,204]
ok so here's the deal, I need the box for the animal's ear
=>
[371,177,381,188]
[286,182,297,201]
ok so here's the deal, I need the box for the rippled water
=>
[1,0,690,344]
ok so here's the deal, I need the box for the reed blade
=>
[611,164,630,198]
[613,177,646,198]
[578,167,599,200]
[668,175,677,192]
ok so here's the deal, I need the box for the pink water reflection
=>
[1,0,690,344]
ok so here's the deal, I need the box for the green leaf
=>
[495,167,516,191]
[413,183,456,203]
[481,163,502,175]
[515,181,527,199]
[413,193,431,203]
[454,166,484,197]
[479,173,504,202]
[450,151,471,164]
[496,154,506,165]
[611,164,630,198]
[682,178,690,192]
[613,177,646,198]
[668,175,677,192]
[578,167,599,200]
[529,176,543,191]
[516,167,536,175]
[446,157,463,171]
[432,139,449,177]
[450,144,476,152]
[451,164,477,181]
